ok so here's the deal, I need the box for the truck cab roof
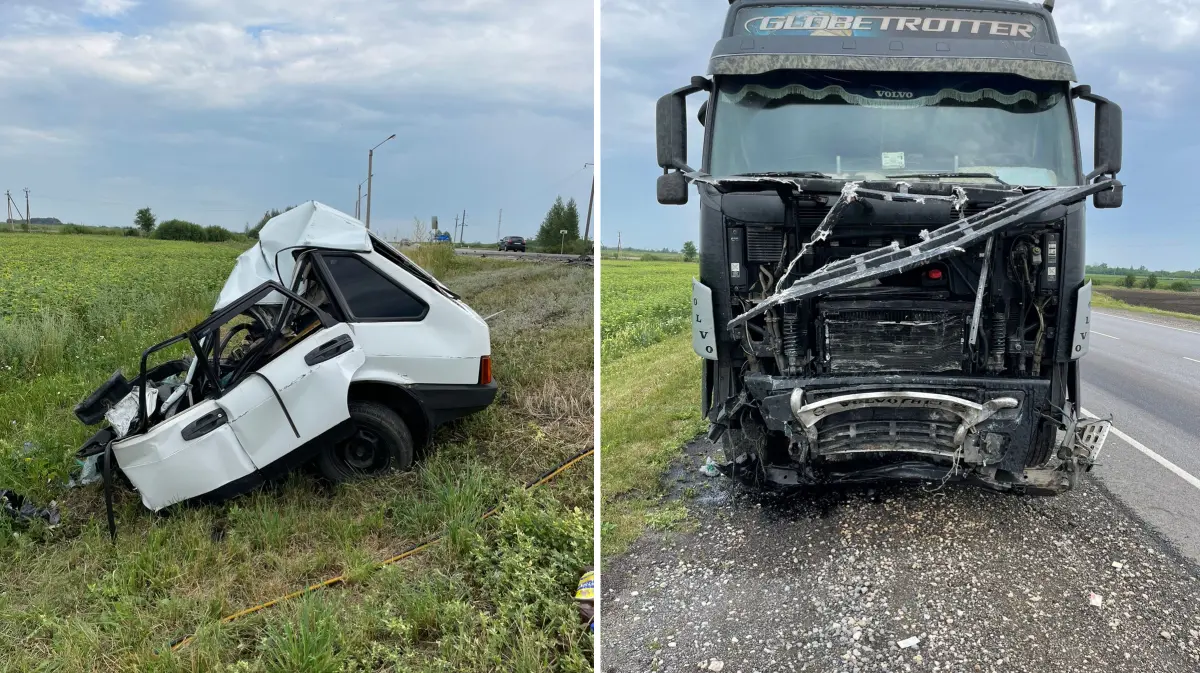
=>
[714,1,1072,81]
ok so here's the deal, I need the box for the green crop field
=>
[0,232,593,672]
[600,261,696,360]
[599,260,707,556]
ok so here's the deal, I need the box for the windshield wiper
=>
[886,171,1010,186]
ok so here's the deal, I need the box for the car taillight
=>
[479,356,493,385]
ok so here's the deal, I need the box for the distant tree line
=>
[1088,263,1200,279]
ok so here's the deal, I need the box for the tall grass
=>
[0,236,594,671]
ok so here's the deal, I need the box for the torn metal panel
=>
[775,181,860,293]
[730,180,1116,329]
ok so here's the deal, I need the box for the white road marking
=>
[1092,331,1120,340]
[1095,312,1200,337]
[1083,407,1200,492]
[1185,357,1200,365]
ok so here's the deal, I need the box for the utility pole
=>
[365,133,396,230]
[459,209,468,245]
[356,184,361,219]
[23,188,30,228]
[617,231,622,259]
[454,213,460,242]
[584,175,594,241]
[581,162,594,242]
[496,208,502,243]
[5,191,11,230]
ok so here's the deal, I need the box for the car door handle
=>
[305,334,354,366]
[181,410,227,441]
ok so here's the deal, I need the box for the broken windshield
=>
[708,71,1078,187]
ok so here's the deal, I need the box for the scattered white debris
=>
[700,457,721,478]
[1112,561,1125,570]
[1089,592,1104,607]
[698,659,725,672]
[897,636,921,649]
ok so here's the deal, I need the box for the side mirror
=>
[698,100,708,127]
[1094,182,1123,209]
[656,77,709,206]
[656,93,688,170]
[1073,85,1123,209]
[657,171,690,205]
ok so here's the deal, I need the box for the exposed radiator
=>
[820,301,969,374]
[745,228,784,262]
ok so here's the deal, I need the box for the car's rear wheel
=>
[316,400,413,483]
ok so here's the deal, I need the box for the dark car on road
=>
[498,236,526,252]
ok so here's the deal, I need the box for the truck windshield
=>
[709,71,1078,187]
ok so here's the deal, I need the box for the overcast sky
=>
[601,0,1200,271]
[0,0,593,242]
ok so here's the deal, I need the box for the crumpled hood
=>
[215,201,372,310]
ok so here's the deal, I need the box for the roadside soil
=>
[1099,288,1200,316]
[600,438,1200,673]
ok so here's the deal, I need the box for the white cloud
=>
[0,0,593,111]
[81,0,137,17]
[1113,66,1190,116]
[1056,0,1200,52]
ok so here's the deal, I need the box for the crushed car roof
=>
[216,201,372,310]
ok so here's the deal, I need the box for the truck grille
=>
[820,302,968,374]
[818,419,960,456]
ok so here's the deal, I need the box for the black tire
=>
[316,400,414,483]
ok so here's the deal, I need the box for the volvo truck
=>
[656,0,1122,493]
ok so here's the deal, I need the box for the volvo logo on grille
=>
[876,90,914,99]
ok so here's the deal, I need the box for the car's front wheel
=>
[316,400,413,483]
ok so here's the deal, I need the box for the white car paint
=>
[112,399,256,511]
[105,202,494,511]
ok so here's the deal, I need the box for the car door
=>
[220,321,364,472]
[111,397,256,511]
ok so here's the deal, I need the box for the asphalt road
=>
[601,307,1200,672]
[1080,309,1200,563]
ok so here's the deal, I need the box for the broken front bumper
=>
[717,374,1107,494]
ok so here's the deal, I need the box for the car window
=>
[322,254,428,321]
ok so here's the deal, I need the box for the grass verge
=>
[599,260,707,560]
[0,233,593,671]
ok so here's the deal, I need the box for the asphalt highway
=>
[1081,309,1200,563]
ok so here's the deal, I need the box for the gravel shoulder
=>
[601,439,1200,673]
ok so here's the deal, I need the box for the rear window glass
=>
[323,255,427,321]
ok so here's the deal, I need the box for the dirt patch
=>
[1101,288,1200,316]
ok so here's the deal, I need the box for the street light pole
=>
[365,133,396,230]
[355,178,369,219]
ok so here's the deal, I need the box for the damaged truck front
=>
[658,0,1121,494]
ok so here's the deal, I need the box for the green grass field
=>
[0,233,594,672]
[599,261,696,360]
[1087,274,1200,289]
[599,261,706,558]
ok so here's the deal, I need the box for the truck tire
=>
[316,400,414,483]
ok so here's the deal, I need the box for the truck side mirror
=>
[656,92,688,171]
[698,100,708,127]
[656,78,709,205]
[1073,85,1123,209]
[657,171,689,205]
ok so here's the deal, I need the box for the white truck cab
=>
[75,202,497,512]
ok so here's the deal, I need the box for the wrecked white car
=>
[74,202,496,518]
